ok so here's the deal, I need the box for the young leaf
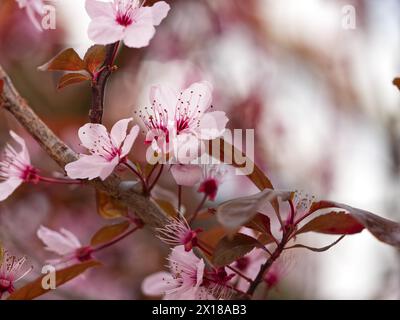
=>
[285,235,345,252]
[90,221,130,247]
[84,45,106,75]
[96,190,128,219]
[296,211,364,235]
[216,189,291,232]
[212,233,264,267]
[310,201,400,247]
[57,73,91,90]
[38,48,86,72]
[7,260,101,300]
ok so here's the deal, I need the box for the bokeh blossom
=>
[16,0,46,31]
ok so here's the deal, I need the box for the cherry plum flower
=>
[85,0,170,48]
[37,226,92,268]
[156,217,202,252]
[171,164,226,200]
[16,0,46,31]
[142,245,212,300]
[65,118,139,181]
[139,81,229,163]
[0,250,33,299]
[0,131,38,202]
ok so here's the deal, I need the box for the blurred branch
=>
[89,42,120,124]
[0,64,169,229]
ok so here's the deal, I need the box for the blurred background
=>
[1,0,400,299]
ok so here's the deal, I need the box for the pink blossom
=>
[171,164,226,200]
[156,217,202,251]
[85,0,170,48]
[0,250,33,299]
[65,118,139,181]
[16,0,46,31]
[139,81,229,163]
[37,226,92,267]
[142,245,212,300]
[0,131,38,202]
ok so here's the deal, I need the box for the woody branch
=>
[0,64,169,229]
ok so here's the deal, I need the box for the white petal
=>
[9,131,31,164]
[180,81,213,115]
[120,125,139,158]
[88,17,125,45]
[197,111,228,140]
[78,123,109,150]
[0,177,22,202]
[142,271,176,297]
[110,118,133,148]
[173,133,205,164]
[170,165,202,186]
[137,1,170,26]
[85,0,114,19]
[149,84,178,116]
[65,155,118,180]
[37,226,80,256]
[123,22,156,48]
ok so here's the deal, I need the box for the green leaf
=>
[57,73,90,90]
[96,190,128,220]
[84,45,106,75]
[38,48,86,72]
[90,221,130,247]
[297,211,364,235]
[212,233,264,267]
[7,260,101,300]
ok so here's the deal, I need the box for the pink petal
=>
[9,131,31,164]
[110,118,132,148]
[0,177,22,202]
[170,165,202,186]
[60,229,82,248]
[137,1,170,26]
[142,271,176,297]
[37,226,81,256]
[88,17,125,45]
[78,123,109,151]
[122,22,156,48]
[26,5,43,32]
[120,125,139,158]
[149,84,178,116]
[181,81,213,115]
[174,133,205,164]
[65,155,118,180]
[197,111,228,140]
[85,0,114,19]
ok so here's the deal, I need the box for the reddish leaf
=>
[90,221,130,247]
[216,189,291,232]
[38,48,85,72]
[310,201,400,247]
[8,260,101,300]
[57,73,90,90]
[212,233,264,267]
[209,138,279,214]
[84,45,106,75]
[297,211,364,235]
[96,190,128,219]
[393,78,400,91]
[245,213,272,235]
[285,235,345,252]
